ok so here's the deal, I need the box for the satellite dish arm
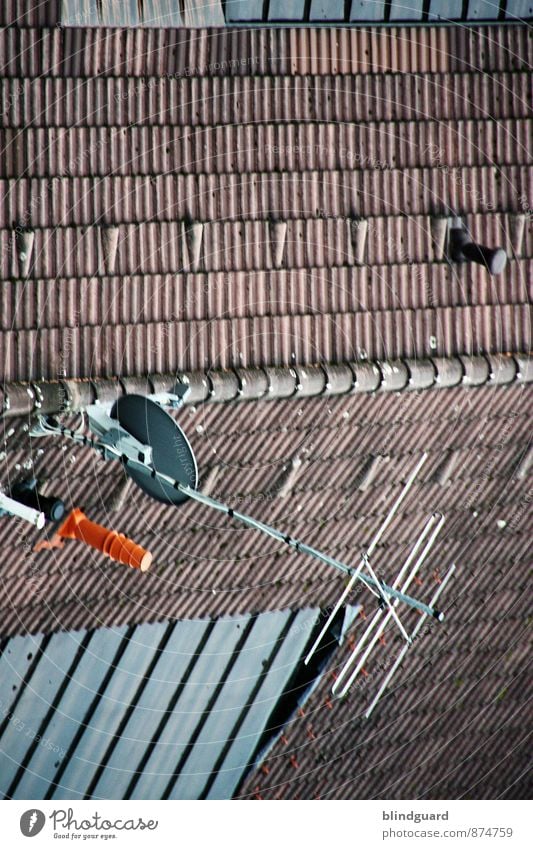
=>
[143,467,443,621]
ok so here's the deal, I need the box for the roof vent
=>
[350,217,368,265]
[270,220,287,268]
[275,455,304,499]
[15,228,34,277]
[506,213,527,258]
[515,445,532,481]
[432,451,457,487]
[430,216,448,261]
[185,221,204,271]
[100,225,119,274]
[356,454,385,491]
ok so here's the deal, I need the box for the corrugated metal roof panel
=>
[0,609,318,800]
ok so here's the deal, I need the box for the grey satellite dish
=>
[110,394,197,505]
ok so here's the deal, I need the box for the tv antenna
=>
[30,392,455,715]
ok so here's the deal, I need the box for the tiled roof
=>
[0,16,531,803]
[1,24,531,383]
[1,381,530,637]
[238,604,531,799]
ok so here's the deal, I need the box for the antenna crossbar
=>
[303,451,429,665]
[363,563,456,718]
[332,511,446,697]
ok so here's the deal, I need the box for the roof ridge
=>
[2,354,530,419]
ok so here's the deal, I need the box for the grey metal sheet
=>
[468,0,500,17]
[506,0,533,17]
[350,0,385,19]
[129,616,246,799]
[0,633,46,714]
[310,0,346,19]
[428,0,463,19]
[91,619,210,799]
[51,625,161,799]
[0,611,319,800]
[170,609,305,799]
[225,0,264,20]
[390,0,424,19]
[205,608,317,799]
[0,631,82,794]
[13,626,129,800]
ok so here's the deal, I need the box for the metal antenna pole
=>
[304,451,429,665]
[147,465,442,620]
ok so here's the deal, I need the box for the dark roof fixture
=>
[10,478,65,523]
[448,217,507,275]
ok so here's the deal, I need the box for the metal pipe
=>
[0,492,45,529]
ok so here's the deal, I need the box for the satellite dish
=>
[110,394,198,505]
